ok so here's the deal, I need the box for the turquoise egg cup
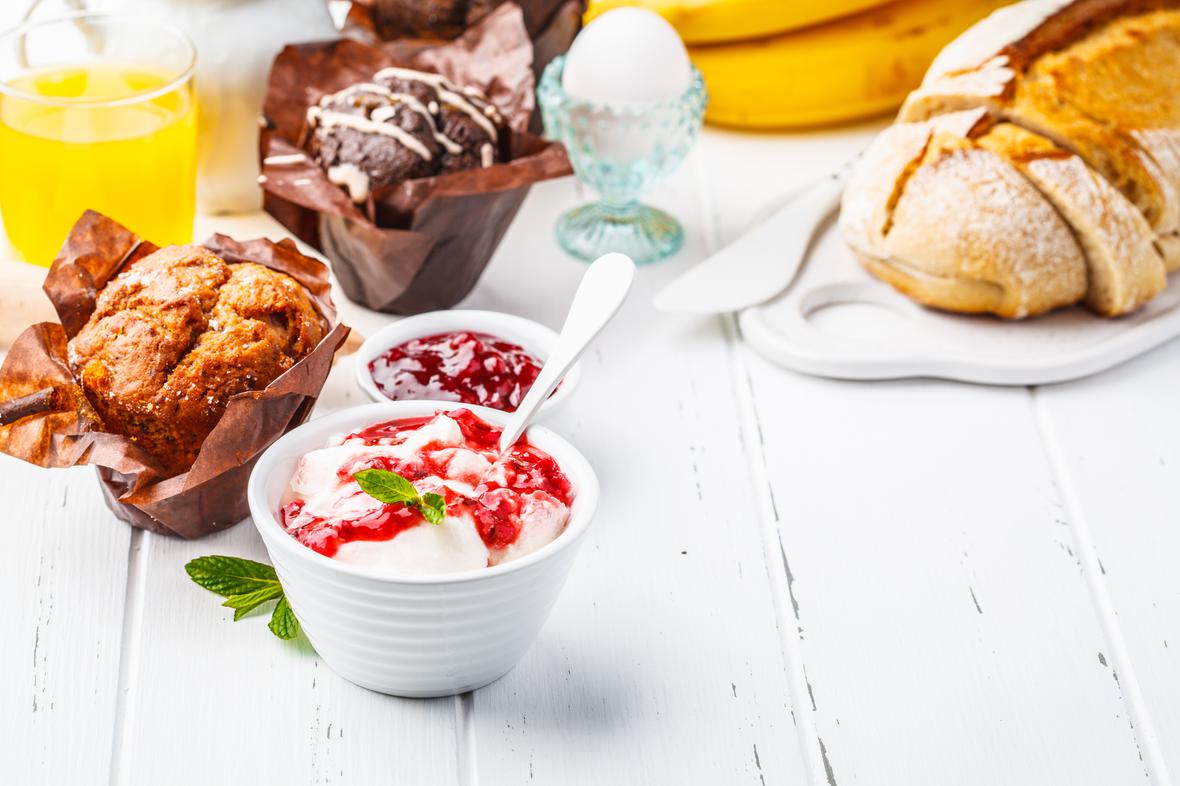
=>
[538,55,707,265]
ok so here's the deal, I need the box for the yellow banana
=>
[584,0,894,44]
[690,0,1015,129]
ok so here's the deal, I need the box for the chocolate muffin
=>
[437,106,500,171]
[308,83,441,201]
[358,0,570,40]
[68,245,326,475]
[364,0,502,40]
[307,67,505,202]
[433,81,502,171]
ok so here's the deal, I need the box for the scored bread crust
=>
[849,131,1087,319]
[923,0,1180,83]
[978,124,1168,315]
[1032,8,1180,270]
[840,109,990,256]
[845,0,1180,318]
[1026,154,1169,314]
[841,113,1167,317]
[902,5,1180,236]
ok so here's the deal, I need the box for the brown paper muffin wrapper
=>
[0,211,351,539]
[343,0,585,100]
[260,3,573,314]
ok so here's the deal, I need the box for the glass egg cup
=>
[538,55,707,265]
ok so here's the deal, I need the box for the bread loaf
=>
[843,0,1180,317]
[843,112,1090,317]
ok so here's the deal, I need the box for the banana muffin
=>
[68,245,326,475]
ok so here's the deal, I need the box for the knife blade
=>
[653,169,847,314]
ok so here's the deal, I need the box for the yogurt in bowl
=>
[354,310,580,415]
[248,401,598,698]
[280,408,574,574]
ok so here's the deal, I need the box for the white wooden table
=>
[5,122,1180,786]
[3,12,1180,782]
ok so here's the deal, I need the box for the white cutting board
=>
[738,208,1180,385]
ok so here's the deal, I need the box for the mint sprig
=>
[185,555,300,640]
[354,468,448,524]
[268,597,300,640]
[184,554,278,596]
[420,492,447,525]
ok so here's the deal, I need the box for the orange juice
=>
[0,63,197,265]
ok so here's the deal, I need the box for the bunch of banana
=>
[585,0,1015,129]
[583,0,893,44]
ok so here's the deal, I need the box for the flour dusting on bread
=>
[883,144,1086,318]
[923,0,1072,82]
[844,0,1180,318]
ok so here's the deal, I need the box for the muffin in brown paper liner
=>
[260,2,573,314]
[0,210,351,539]
[343,0,585,95]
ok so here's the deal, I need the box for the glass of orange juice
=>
[0,13,197,266]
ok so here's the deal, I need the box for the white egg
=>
[562,8,692,106]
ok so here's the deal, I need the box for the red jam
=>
[368,331,544,412]
[280,409,573,558]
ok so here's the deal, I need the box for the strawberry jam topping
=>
[281,497,424,556]
[281,409,572,558]
[368,331,544,411]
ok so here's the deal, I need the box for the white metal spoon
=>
[499,252,636,453]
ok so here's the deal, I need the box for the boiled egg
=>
[562,8,692,106]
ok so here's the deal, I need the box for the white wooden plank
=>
[744,369,1148,785]
[699,129,1153,785]
[115,359,463,785]
[460,171,810,784]
[0,8,132,774]
[1034,338,1180,782]
[0,460,130,784]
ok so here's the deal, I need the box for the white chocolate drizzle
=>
[371,92,463,154]
[312,80,470,156]
[263,153,310,166]
[435,87,499,140]
[373,66,501,142]
[327,163,371,202]
[307,105,434,161]
[480,144,494,168]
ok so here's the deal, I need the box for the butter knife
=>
[653,168,847,314]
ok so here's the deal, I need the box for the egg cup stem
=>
[555,201,683,264]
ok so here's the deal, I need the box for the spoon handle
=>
[499,252,635,453]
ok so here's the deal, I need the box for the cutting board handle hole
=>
[801,282,910,342]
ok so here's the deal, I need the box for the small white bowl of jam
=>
[354,310,580,415]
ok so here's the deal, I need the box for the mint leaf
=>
[188,555,297,640]
[354,468,419,505]
[354,468,448,524]
[420,492,447,525]
[268,596,300,640]
[222,585,284,621]
[185,555,279,597]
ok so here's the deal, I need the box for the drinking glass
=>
[0,13,197,265]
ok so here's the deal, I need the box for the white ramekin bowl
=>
[248,401,598,698]
[353,309,580,415]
